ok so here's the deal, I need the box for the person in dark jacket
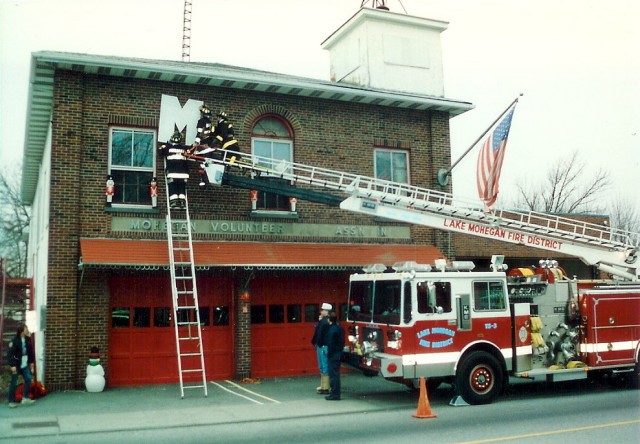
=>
[192,104,216,186]
[311,302,332,394]
[212,111,241,163]
[6,323,36,408]
[158,130,189,208]
[324,311,345,401]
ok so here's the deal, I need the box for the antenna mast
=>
[182,1,192,62]
[360,0,407,13]
[361,0,389,9]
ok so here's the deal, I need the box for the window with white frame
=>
[374,148,409,183]
[109,127,156,206]
[251,117,293,211]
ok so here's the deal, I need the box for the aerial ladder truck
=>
[187,148,639,405]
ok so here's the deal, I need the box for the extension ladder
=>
[163,171,208,398]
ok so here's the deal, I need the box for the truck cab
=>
[343,259,517,404]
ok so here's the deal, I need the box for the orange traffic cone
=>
[412,377,437,419]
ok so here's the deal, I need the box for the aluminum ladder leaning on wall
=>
[163,162,208,398]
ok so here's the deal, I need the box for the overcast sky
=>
[1,0,638,209]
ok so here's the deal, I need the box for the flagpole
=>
[437,94,522,186]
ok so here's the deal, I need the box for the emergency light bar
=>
[391,261,432,272]
[363,263,388,273]
[451,261,476,271]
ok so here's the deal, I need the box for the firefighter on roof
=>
[212,111,240,163]
[158,130,189,208]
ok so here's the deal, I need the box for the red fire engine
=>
[191,149,639,404]
[343,257,639,405]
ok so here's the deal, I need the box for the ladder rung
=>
[176,305,197,309]
[183,385,206,389]
[177,321,200,326]
[180,352,202,357]
[173,247,190,251]
[182,368,204,373]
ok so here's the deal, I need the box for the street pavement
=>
[0,371,433,441]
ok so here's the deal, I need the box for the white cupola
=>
[322,6,447,97]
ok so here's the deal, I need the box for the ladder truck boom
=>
[339,195,638,281]
[192,149,639,281]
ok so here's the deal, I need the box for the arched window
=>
[251,116,293,211]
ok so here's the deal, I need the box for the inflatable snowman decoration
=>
[85,347,105,392]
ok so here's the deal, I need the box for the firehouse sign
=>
[442,219,564,251]
[417,327,456,349]
[111,217,410,239]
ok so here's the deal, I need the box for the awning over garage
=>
[79,238,445,270]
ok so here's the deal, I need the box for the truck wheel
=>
[631,361,640,389]
[456,351,503,405]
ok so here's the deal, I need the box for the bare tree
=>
[507,150,639,250]
[511,150,612,214]
[0,163,30,277]
[607,196,640,247]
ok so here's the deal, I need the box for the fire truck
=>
[343,257,639,405]
[185,149,640,403]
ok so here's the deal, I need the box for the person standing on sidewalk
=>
[325,311,345,401]
[311,302,332,394]
[6,323,36,408]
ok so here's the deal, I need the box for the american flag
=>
[476,105,516,208]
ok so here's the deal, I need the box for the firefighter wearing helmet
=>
[197,104,213,136]
[194,104,214,149]
[158,130,189,208]
[191,104,217,186]
[212,110,241,163]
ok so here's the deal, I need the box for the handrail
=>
[186,149,639,254]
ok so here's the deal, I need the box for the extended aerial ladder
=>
[163,171,208,398]
[191,149,639,281]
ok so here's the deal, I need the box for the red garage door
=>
[250,275,348,378]
[109,275,233,386]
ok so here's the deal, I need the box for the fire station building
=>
[19,7,595,391]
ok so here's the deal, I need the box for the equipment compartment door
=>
[587,293,640,367]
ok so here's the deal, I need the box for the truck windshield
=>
[348,279,402,325]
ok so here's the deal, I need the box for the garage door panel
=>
[110,331,131,353]
[108,358,131,386]
[205,349,233,378]
[250,275,348,378]
[109,276,233,386]
[129,356,151,384]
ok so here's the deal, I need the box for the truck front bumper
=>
[342,351,404,378]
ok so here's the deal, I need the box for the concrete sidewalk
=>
[0,373,424,440]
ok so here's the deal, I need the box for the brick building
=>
[19,7,599,392]
[19,7,483,391]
